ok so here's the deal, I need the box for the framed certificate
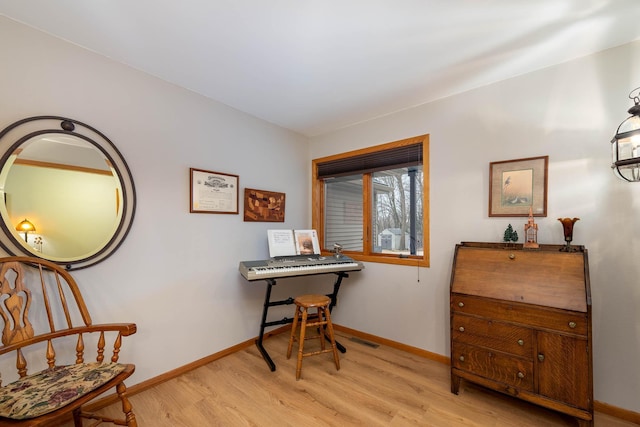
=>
[190,168,239,214]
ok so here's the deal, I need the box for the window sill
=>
[326,252,429,267]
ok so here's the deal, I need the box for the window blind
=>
[316,143,422,179]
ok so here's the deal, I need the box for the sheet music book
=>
[267,229,320,257]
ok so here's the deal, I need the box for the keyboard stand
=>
[255,271,349,371]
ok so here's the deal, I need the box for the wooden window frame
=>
[312,134,430,267]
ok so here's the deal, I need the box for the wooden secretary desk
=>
[449,242,593,426]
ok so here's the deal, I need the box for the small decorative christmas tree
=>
[503,224,518,244]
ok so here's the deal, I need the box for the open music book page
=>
[267,229,296,257]
[293,230,320,255]
[267,229,321,257]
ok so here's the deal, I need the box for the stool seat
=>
[295,294,331,308]
[286,294,340,380]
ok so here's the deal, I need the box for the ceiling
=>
[1,1,640,137]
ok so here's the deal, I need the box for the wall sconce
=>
[15,218,36,242]
[611,87,640,182]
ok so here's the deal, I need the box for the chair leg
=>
[287,305,301,359]
[324,307,340,371]
[295,308,308,380]
[116,382,138,427]
[70,383,136,427]
[72,408,83,427]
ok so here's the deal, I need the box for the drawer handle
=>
[517,371,525,379]
[517,339,524,346]
[508,253,516,260]
[538,353,545,362]
[459,355,465,362]
[458,326,465,332]
[458,301,465,308]
[568,321,577,329]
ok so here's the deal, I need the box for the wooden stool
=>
[286,294,340,380]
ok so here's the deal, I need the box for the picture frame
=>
[489,156,548,217]
[243,188,285,222]
[189,168,239,214]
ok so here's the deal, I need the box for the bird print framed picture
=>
[489,155,548,217]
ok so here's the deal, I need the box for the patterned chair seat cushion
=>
[0,362,127,420]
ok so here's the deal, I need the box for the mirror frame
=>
[0,116,136,270]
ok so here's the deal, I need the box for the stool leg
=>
[324,307,340,371]
[295,307,308,380]
[317,307,327,351]
[287,305,301,359]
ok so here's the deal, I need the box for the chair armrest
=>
[0,323,137,356]
[85,323,137,336]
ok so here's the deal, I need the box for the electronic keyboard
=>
[239,255,364,281]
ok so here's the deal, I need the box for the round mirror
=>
[0,116,136,270]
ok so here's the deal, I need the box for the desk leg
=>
[256,279,277,371]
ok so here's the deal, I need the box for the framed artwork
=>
[243,188,285,222]
[489,156,548,217]
[190,168,239,214]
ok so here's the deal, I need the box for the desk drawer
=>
[452,294,588,335]
[452,313,533,358]
[452,342,534,392]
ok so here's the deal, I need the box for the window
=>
[312,135,429,266]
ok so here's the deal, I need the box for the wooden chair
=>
[286,294,340,380]
[0,256,137,426]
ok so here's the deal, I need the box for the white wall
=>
[310,41,640,413]
[2,15,640,415]
[0,17,312,383]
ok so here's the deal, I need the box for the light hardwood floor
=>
[78,330,637,426]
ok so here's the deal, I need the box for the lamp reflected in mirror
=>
[15,218,35,242]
